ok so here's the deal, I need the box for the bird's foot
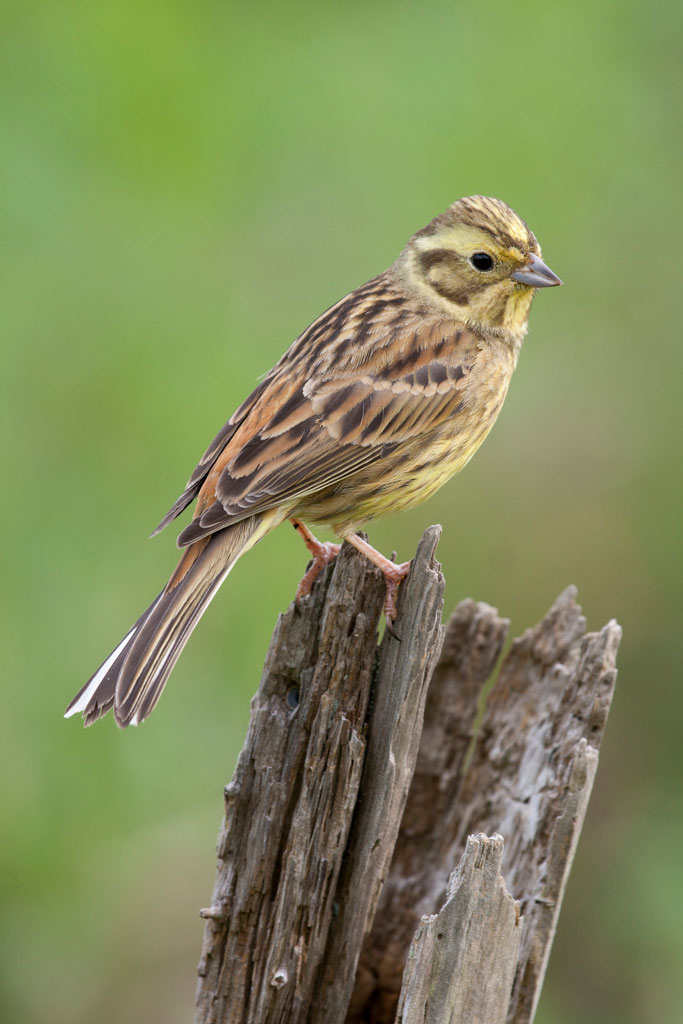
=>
[290,518,341,607]
[343,533,411,639]
[381,560,413,638]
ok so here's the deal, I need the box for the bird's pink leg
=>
[343,534,412,638]
[290,518,341,606]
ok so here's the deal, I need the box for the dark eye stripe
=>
[418,248,462,274]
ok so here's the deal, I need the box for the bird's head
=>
[398,195,561,338]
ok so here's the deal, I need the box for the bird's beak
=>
[512,253,562,288]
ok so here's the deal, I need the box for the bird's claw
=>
[382,560,412,640]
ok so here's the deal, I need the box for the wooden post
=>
[194,528,620,1024]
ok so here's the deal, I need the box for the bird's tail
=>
[64,513,278,728]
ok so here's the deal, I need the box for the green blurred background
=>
[2,1,681,1021]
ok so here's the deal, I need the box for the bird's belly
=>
[296,409,501,535]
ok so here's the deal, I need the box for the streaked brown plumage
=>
[65,195,561,728]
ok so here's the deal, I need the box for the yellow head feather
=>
[395,195,543,338]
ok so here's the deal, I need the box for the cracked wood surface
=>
[349,587,620,1024]
[194,527,445,1024]
[348,598,510,1021]
[194,527,620,1024]
[395,834,522,1024]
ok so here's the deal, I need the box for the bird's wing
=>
[154,273,411,536]
[176,318,473,547]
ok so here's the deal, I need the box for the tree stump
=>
[194,527,620,1024]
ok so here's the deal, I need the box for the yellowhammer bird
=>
[65,195,561,728]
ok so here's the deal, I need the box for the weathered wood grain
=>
[449,589,621,1024]
[194,528,445,1024]
[396,834,522,1024]
[311,526,445,1022]
[347,587,620,1023]
[194,530,620,1024]
[349,599,510,1021]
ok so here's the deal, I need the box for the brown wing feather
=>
[155,274,401,537]
[176,307,472,547]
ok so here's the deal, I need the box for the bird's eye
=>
[470,252,494,271]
